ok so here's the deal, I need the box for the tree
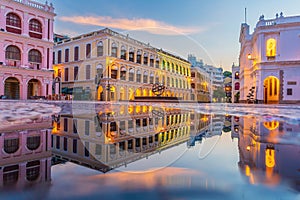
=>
[223,71,232,78]
[213,87,225,102]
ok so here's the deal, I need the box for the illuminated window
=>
[266,38,276,58]
[235,72,239,79]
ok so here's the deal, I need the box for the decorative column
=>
[43,18,48,40]
[22,12,29,37]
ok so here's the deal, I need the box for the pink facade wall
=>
[0,0,55,99]
[0,118,52,188]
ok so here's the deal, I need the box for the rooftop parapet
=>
[13,0,55,13]
[256,12,300,28]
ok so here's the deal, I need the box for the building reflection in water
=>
[238,116,300,191]
[0,116,52,190]
[51,104,216,173]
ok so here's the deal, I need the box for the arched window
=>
[29,19,42,39]
[6,45,21,60]
[121,46,126,60]
[4,138,19,154]
[266,38,276,58]
[150,72,154,84]
[150,55,154,67]
[120,66,126,80]
[136,50,142,64]
[6,13,21,34]
[155,74,159,84]
[95,64,103,84]
[136,70,141,82]
[143,71,148,83]
[74,66,79,80]
[155,57,160,68]
[26,160,40,181]
[110,65,118,79]
[235,82,240,90]
[27,136,40,151]
[28,49,42,63]
[235,71,239,79]
[129,48,134,62]
[97,41,103,57]
[143,53,148,65]
[129,68,134,81]
[111,42,117,57]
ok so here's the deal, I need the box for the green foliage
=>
[223,71,232,78]
[213,87,226,99]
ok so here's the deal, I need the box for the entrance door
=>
[264,76,279,104]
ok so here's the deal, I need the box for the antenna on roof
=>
[245,7,247,23]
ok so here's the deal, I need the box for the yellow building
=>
[53,28,192,101]
[51,104,192,171]
[190,67,211,102]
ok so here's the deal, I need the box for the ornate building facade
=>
[0,0,55,100]
[0,116,52,189]
[239,13,300,104]
[53,28,192,101]
[238,116,300,190]
[51,104,192,171]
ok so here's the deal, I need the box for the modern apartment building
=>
[0,0,55,100]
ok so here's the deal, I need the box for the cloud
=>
[58,15,206,35]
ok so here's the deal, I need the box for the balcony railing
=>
[13,0,54,13]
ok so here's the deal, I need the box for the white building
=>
[231,64,240,103]
[239,13,300,104]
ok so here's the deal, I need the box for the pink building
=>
[0,0,55,100]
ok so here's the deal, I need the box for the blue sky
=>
[48,0,300,71]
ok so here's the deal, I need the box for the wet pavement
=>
[0,102,299,200]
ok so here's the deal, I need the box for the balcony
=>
[13,0,55,13]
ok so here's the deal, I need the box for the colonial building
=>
[0,0,55,100]
[51,104,191,171]
[231,64,240,103]
[238,117,300,189]
[0,117,52,189]
[53,28,191,101]
[190,66,211,102]
[239,13,300,104]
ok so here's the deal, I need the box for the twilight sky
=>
[48,0,300,71]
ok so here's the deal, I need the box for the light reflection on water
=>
[0,103,300,199]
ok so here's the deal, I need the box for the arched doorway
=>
[27,79,41,99]
[97,86,104,101]
[264,76,279,104]
[128,88,134,100]
[4,77,20,99]
[135,88,142,97]
[120,87,125,101]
